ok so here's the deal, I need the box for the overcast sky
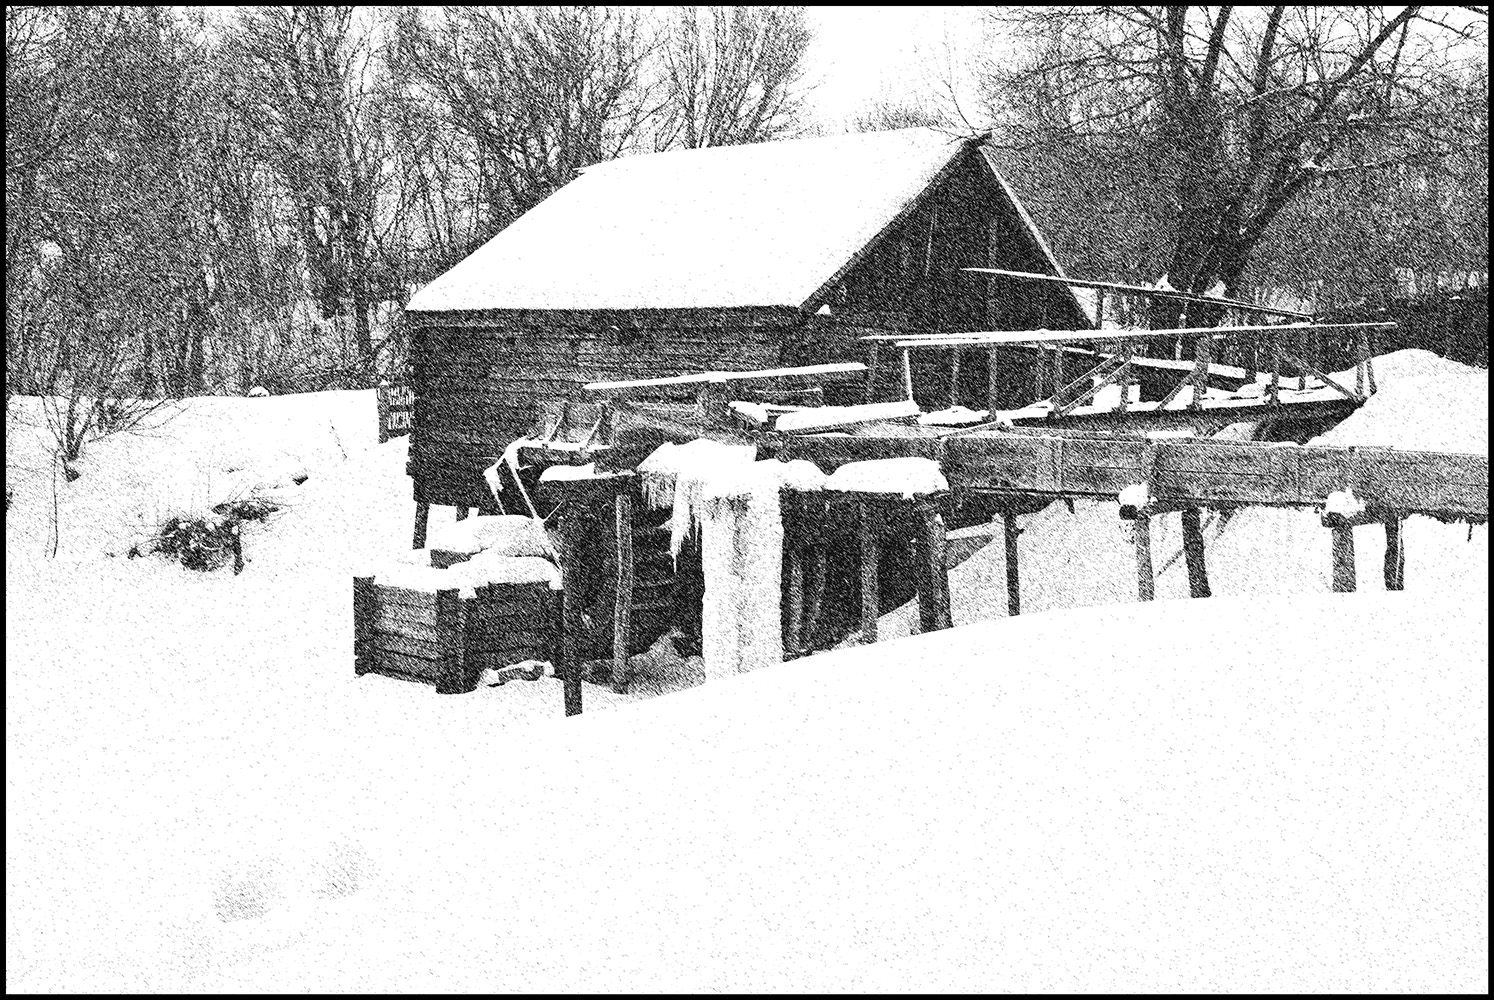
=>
[801,6,991,131]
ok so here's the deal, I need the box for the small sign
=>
[378,383,415,442]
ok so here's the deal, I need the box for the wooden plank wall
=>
[409,310,803,506]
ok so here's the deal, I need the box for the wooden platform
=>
[780,430,1489,522]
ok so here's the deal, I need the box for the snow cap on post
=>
[824,457,948,498]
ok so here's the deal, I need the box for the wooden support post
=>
[802,547,827,653]
[858,498,880,644]
[1269,331,1282,409]
[914,497,953,632]
[985,346,999,413]
[455,506,469,521]
[353,576,374,676]
[1002,514,1021,616]
[785,547,804,656]
[901,349,915,403]
[1032,346,1044,401]
[866,343,881,404]
[412,501,430,549]
[1383,518,1405,591]
[434,588,473,694]
[1050,346,1063,404]
[1330,523,1357,592]
[1365,328,1378,394]
[556,506,584,716]
[1181,508,1212,598]
[1133,514,1155,601]
[1189,335,1211,410]
[949,349,962,409]
[612,493,634,694]
[1118,343,1131,413]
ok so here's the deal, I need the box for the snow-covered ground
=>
[5,350,1489,991]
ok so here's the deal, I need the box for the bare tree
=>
[656,6,812,149]
[850,96,951,134]
[980,5,1489,313]
[227,6,395,382]
[387,5,655,255]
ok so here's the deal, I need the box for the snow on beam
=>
[585,362,867,395]
[774,400,921,434]
[868,322,1397,347]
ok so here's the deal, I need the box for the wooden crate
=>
[353,578,558,694]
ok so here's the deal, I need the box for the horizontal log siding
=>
[409,312,805,505]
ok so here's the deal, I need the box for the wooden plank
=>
[1002,514,1021,616]
[1133,515,1155,601]
[859,499,879,644]
[412,502,430,550]
[944,434,1061,493]
[1059,437,1149,494]
[1383,518,1405,591]
[373,630,443,661]
[433,588,472,695]
[1331,525,1357,592]
[917,500,953,631]
[613,494,634,694]
[870,322,1394,347]
[775,400,921,434]
[371,648,442,682]
[785,549,804,656]
[585,362,866,394]
[354,576,375,676]
[557,507,584,717]
[375,606,441,642]
[1181,508,1211,598]
[961,267,1315,319]
[901,349,915,402]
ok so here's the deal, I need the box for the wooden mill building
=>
[404,127,1089,510]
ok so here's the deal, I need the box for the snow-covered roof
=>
[406,128,992,313]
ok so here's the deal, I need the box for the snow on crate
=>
[424,515,551,558]
[368,552,562,598]
[823,457,948,497]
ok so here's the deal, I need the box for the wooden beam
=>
[585,362,867,395]
[353,577,375,676]
[557,506,584,716]
[1054,358,1131,418]
[1280,351,1363,403]
[612,493,634,694]
[1383,518,1405,592]
[901,349,915,403]
[412,502,430,550]
[785,548,804,656]
[986,346,1000,414]
[869,321,1395,347]
[1002,514,1021,616]
[1133,515,1156,601]
[859,499,880,643]
[802,547,827,654]
[949,349,962,409]
[1181,508,1211,598]
[1331,524,1357,592]
[434,588,473,695]
[961,267,1315,319]
[916,497,953,632]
